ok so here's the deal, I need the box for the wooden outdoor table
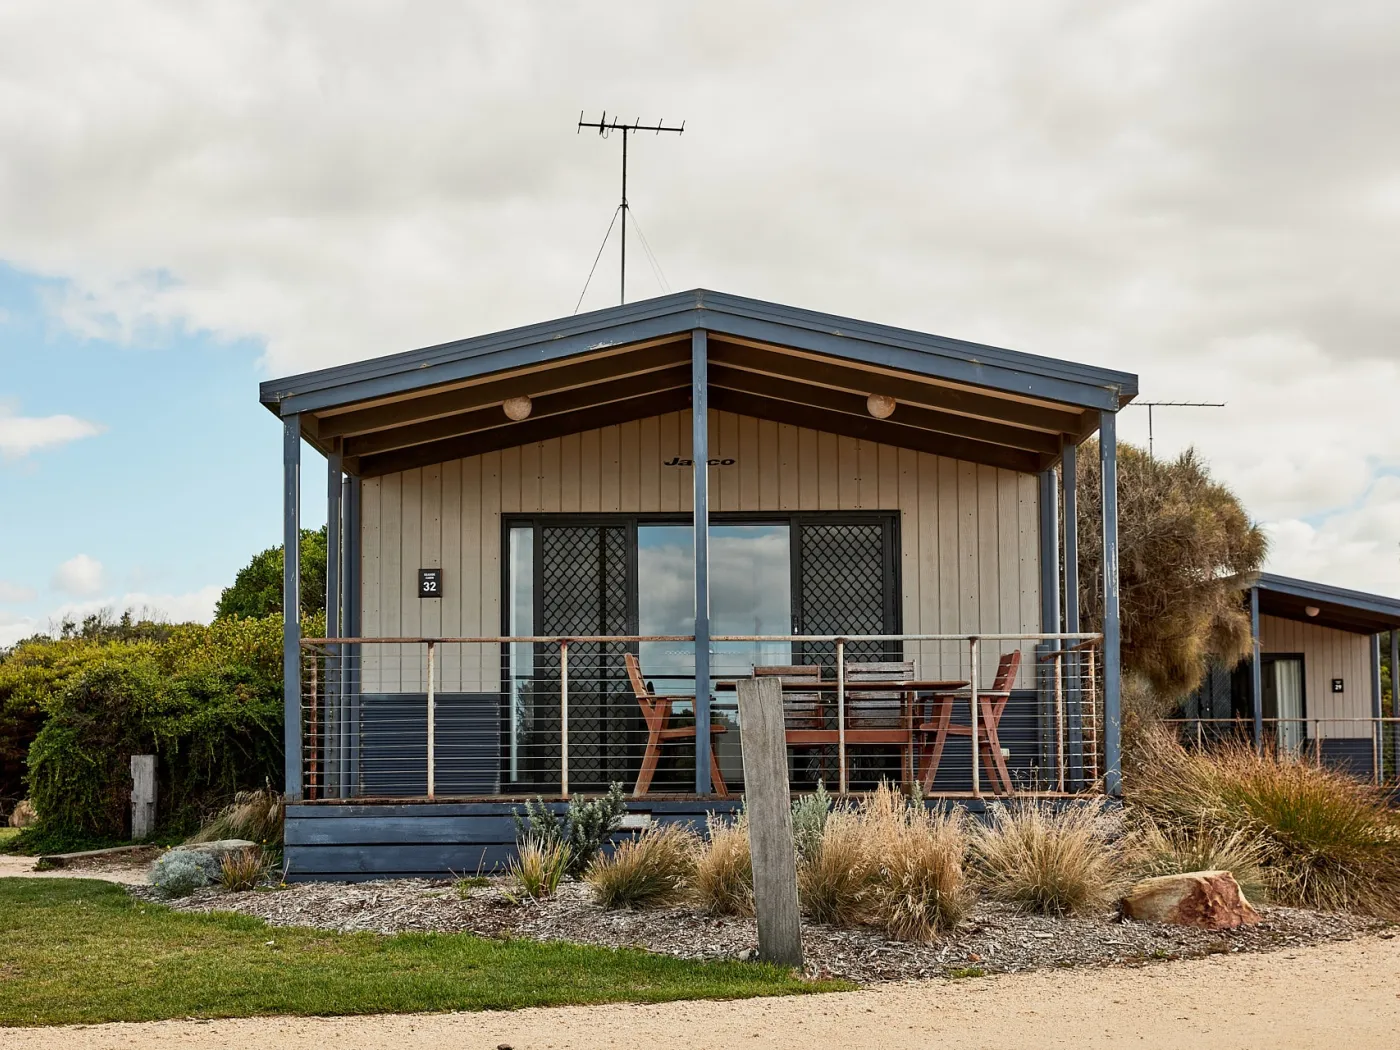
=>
[714,679,970,787]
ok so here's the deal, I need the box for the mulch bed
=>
[138,878,1393,984]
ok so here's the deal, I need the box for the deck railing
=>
[1162,716,1400,788]
[298,632,1104,802]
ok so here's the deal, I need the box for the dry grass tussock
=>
[972,802,1124,916]
[190,788,284,847]
[1128,728,1400,918]
[1129,819,1271,905]
[796,784,971,939]
[693,814,753,916]
[508,839,571,900]
[586,825,698,910]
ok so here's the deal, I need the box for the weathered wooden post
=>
[735,676,803,968]
[130,754,156,840]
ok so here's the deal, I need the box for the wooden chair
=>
[755,664,826,782]
[917,649,1022,794]
[624,653,729,798]
[845,660,917,785]
[753,664,825,731]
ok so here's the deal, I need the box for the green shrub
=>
[972,802,1121,916]
[151,850,220,898]
[7,614,317,844]
[512,782,628,877]
[586,825,698,909]
[790,782,831,861]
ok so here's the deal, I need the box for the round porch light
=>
[503,395,533,421]
[866,393,897,420]
[1305,605,1320,617]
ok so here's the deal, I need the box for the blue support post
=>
[1391,628,1399,785]
[1372,634,1383,783]
[343,475,361,797]
[1062,443,1083,787]
[325,447,342,798]
[1250,586,1263,752]
[283,414,303,800]
[1038,468,1061,770]
[692,328,712,795]
[1099,412,1122,796]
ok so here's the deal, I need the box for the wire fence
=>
[1162,716,1400,788]
[298,633,1105,801]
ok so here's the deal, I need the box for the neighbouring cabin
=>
[261,289,1137,880]
[1183,574,1400,780]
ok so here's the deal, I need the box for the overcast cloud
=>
[2,1,1397,595]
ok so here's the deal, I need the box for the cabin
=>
[1182,574,1400,781]
[260,290,1137,880]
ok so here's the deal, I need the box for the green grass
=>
[0,828,18,846]
[0,878,840,1026]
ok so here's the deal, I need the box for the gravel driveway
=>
[5,932,1398,1049]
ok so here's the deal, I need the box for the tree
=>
[215,526,327,620]
[1076,443,1267,699]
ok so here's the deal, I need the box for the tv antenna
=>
[1131,401,1226,459]
[577,111,685,306]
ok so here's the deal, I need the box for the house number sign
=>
[419,568,442,599]
[1331,678,1344,693]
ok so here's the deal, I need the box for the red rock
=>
[1120,870,1262,929]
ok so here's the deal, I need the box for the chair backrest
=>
[844,660,914,728]
[623,653,666,732]
[755,665,823,729]
[989,649,1022,695]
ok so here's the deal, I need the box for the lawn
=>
[0,879,840,1026]
[0,827,18,846]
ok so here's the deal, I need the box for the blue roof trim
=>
[1255,573,1400,622]
[260,289,1138,417]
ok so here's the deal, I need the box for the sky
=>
[1,1,1398,645]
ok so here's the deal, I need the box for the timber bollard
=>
[735,676,803,968]
[130,754,156,840]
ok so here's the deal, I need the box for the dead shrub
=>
[973,803,1122,916]
[585,825,698,910]
[693,814,753,916]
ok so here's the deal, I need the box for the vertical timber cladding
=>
[358,409,1042,691]
[1259,614,1374,739]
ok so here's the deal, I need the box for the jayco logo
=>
[662,456,736,466]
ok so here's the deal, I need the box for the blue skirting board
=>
[283,799,742,882]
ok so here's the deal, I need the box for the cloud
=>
[52,553,104,596]
[48,584,222,629]
[0,404,102,459]
[1261,476,1400,597]
[0,580,37,603]
[1,2,1398,598]
[0,584,223,647]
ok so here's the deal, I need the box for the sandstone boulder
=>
[1120,870,1261,929]
[8,799,37,828]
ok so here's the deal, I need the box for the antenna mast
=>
[578,111,685,305]
[1132,401,1226,458]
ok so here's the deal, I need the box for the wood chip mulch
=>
[136,878,1394,984]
